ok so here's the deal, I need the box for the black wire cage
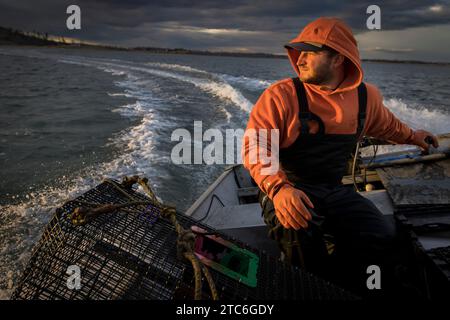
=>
[12,179,355,300]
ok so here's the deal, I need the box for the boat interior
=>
[186,134,450,298]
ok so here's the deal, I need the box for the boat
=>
[11,134,450,300]
[186,133,450,299]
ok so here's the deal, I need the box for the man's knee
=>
[348,194,397,244]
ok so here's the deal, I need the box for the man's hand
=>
[272,184,314,230]
[409,130,439,153]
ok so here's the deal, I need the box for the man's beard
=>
[299,62,333,85]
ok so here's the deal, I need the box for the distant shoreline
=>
[128,47,450,66]
[4,43,450,66]
[1,26,449,66]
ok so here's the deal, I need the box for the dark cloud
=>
[0,0,449,59]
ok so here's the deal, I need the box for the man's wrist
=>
[271,183,291,199]
[405,130,416,144]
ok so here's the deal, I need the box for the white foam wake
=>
[96,60,255,114]
[361,98,450,156]
[145,62,208,74]
[384,98,450,134]
[218,74,274,91]
[59,58,252,119]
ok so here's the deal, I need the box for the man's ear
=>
[333,54,345,68]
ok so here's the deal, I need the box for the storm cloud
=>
[1,0,449,61]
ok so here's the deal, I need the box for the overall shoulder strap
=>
[292,77,310,135]
[292,77,327,135]
[357,82,367,135]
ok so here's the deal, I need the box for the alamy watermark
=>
[367,5,381,30]
[366,265,381,290]
[170,121,279,175]
[66,5,81,30]
[64,5,379,35]
[66,264,81,290]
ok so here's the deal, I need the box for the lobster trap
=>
[12,178,355,300]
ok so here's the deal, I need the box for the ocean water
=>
[0,46,449,298]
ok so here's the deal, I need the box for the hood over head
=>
[285,17,363,93]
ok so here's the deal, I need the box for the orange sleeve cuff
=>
[259,172,294,199]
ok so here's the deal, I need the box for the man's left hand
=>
[409,130,439,153]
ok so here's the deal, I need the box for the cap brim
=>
[284,42,323,52]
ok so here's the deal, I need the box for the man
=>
[242,17,439,295]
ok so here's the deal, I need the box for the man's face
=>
[296,50,335,85]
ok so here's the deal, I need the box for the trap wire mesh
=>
[12,180,355,300]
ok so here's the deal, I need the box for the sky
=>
[1,0,450,62]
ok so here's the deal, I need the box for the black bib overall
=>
[279,77,366,186]
[260,78,396,295]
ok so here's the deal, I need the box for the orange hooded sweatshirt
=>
[242,17,415,199]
